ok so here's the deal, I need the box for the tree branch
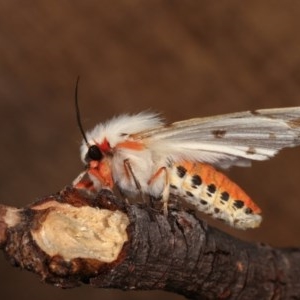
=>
[0,187,300,299]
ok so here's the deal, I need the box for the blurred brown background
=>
[0,1,300,299]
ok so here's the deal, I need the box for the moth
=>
[73,106,300,229]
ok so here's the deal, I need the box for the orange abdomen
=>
[169,161,262,229]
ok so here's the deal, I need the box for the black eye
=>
[87,145,103,161]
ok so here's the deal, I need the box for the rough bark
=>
[0,187,300,300]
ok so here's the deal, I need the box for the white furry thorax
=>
[80,112,163,162]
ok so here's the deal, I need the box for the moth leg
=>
[123,159,144,201]
[115,184,130,205]
[148,167,169,215]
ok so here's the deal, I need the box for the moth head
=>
[85,144,103,162]
[81,136,112,164]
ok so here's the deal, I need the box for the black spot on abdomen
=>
[245,208,253,214]
[233,200,244,209]
[207,184,216,194]
[176,166,187,178]
[214,207,220,214]
[221,191,229,201]
[191,174,202,187]
[186,191,194,197]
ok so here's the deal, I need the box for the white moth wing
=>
[131,107,300,168]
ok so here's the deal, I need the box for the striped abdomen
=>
[169,161,262,229]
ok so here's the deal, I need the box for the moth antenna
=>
[75,76,89,145]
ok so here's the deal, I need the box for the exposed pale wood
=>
[1,188,300,299]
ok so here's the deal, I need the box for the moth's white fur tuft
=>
[80,112,163,162]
